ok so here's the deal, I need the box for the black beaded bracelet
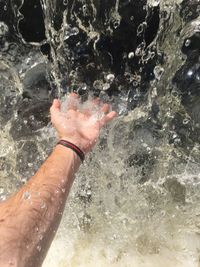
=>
[57,140,85,162]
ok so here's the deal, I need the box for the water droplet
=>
[28,163,33,167]
[0,195,6,201]
[29,115,35,121]
[185,39,191,47]
[102,83,110,91]
[124,72,133,82]
[135,42,145,56]
[0,187,4,194]
[93,80,103,90]
[183,118,190,125]
[86,190,92,195]
[149,0,160,6]
[71,27,79,35]
[37,245,41,251]
[77,83,88,95]
[64,26,79,40]
[113,21,120,29]
[128,52,134,59]
[0,22,9,37]
[23,191,31,200]
[154,66,164,80]
[106,74,115,83]
[137,22,147,35]
[187,69,193,78]
[132,81,138,87]
[152,87,157,97]
[40,202,46,209]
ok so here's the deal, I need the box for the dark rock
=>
[19,0,46,43]
[16,141,40,176]
[9,99,51,140]
[163,178,186,204]
[180,0,200,22]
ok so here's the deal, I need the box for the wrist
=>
[54,144,82,165]
[57,140,85,162]
[58,136,82,150]
[58,135,92,154]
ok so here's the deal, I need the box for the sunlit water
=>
[0,0,200,266]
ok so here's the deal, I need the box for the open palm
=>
[50,93,117,153]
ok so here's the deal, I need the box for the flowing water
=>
[0,0,200,266]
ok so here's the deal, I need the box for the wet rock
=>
[16,141,40,177]
[18,50,51,100]
[173,51,200,107]
[172,17,200,148]
[151,100,160,118]
[42,0,160,105]
[0,94,18,127]
[169,113,198,150]
[0,0,18,41]
[0,66,21,127]
[79,212,92,232]
[23,63,50,100]
[0,156,12,174]
[163,177,186,204]
[9,99,51,140]
[76,185,92,205]
[0,22,9,37]
[181,0,200,22]
[19,0,46,43]
[127,152,155,183]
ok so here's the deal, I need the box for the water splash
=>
[0,0,200,266]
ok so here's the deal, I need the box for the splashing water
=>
[61,94,110,123]
[0,0,200,266]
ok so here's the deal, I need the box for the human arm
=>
[0,93,117,267]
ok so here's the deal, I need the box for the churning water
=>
[0,0,200,266]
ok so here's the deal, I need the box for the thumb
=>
[50,99,61,114]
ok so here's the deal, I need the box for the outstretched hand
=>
[50,93,117,153]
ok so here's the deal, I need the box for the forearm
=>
[0,145,81,267]
[0,93,116,267]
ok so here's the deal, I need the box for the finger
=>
[92,98,100,106]
[101,103,110,114]
[67,92,80,110]
[70,92,79,98]
[82,98,100,116]
[99,111,118,127]
[50,99,61,114]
